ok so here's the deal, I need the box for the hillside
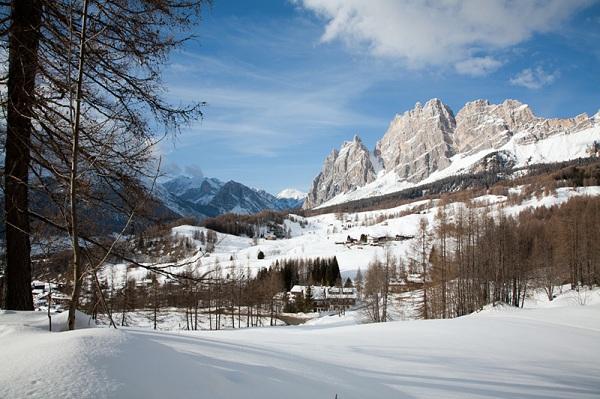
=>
[98,183,600,289]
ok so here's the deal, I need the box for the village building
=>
[287,285,357,313]
[31,280,69,311]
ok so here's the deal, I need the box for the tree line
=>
[81,258,289,330]
[202,210,292,238]
[270,256,342,291]
[358,194,600,323]
[414,195,600,319]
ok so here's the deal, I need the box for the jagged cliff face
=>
[375,98,456,181]
[305,98,597,208]
[304,135,376,209]
[454,99,534,153]
[454,99,594,150]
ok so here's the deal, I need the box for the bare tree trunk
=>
[47,284,52,331]
[3,0,42,311]
[231,283,235,329]
[152,276,158,330]
[67,0,90,331]
[208,295,212,330]
[238,283,242,329]
[194,297,199,331]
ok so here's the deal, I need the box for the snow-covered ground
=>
[2,288,599,398]
[96,309,285,331]
[276,188,307,200]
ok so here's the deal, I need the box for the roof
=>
[288,285,357,300]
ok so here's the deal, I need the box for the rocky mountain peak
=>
[454,98,534,153]
[305,97,599,209]
[304,134,377,209]
[276,188,306,200]
[375,98,455,181]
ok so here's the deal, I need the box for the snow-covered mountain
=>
[157,176,303,219]
[306,99,600,208]
[276,188,306,201]
[276,188,306,209]
[304,135,379,209]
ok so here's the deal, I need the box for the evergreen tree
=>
[303,286,313,312]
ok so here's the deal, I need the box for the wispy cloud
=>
[164,17,389,158]
[167,77,385,156]
[510,67,560,89]
[454,56,503,77]
[296,0,592,74]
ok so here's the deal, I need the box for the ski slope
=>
[1,289,599,398]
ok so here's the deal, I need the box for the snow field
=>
[1,288,599,398]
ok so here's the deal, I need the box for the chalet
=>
[287,285,358,313]
[376,235,389,243]
[31,280,69,311]
[34,291,71,309]
[395,234,414,241]
[367,235,389,245]
[31,280,58,295]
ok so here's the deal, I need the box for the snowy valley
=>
[3,1,600,397]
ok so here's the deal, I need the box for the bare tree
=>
[364,256,383,323]
[1,0,209,325]
[2,0,42,310]
[412,217,431,319]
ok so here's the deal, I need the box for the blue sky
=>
[160,0,600,194]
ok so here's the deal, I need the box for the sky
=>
[160,0,600,194]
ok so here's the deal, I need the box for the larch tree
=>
[1,0,210,325]
[2,0,42,310]
[412,217,431,319]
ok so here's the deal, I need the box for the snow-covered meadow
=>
[1,288,599,398]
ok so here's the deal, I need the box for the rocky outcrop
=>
[305,98,598,208]
[375,98,455,181]
[454,99,534,153]
[304,135,376,209]
[454,99,593,150]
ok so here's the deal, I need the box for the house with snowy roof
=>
[288,285,357,312]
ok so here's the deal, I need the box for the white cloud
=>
[509,67,559,89]
[184,164,204,178]
[161,162,182,176]
[454,56,503,76]
[297,0,591,72]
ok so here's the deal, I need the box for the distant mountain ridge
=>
[157,176,304,219]
[305,98,600,208]
[276,188,307,200]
